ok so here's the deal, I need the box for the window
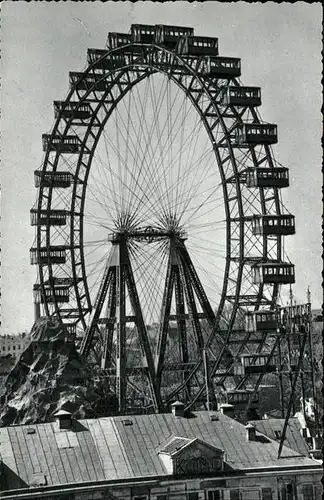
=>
[262,488,273,500]
[185,456,210,475]
[188,494,199,500]
[211,457,222,470]
[208,491,224,500]
[281,484,294,500]
[157,496,167,500]
[302,485,314,500]
[230,490,240,500]
[314,485,322,500]
[241,491,260,500]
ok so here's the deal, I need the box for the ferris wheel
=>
[31,24,296,414]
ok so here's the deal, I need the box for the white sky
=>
[1,1,322,335]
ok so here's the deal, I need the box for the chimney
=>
[245,423,256,442]
[301,427,311,439]
[219,403,234,418]
[309,436,323,460]
[312,436,323,450]
[171,401,185,418]
[54,409,73,430]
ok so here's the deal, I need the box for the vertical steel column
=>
[124,249,160,411]
[116,239,127,414]
[178,241,216,324]
[287,289,296,414]
[277,331,285,418]
[155,244,176,392]
[101,269,117,369]
[80,244,118,357]
[182,264,204,352]
[307,302,320,437]
[174,267,190,398]
[203,348,212,411]
[297,305,307,424]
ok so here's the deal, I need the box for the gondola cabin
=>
[152,51,196,75]
[226,390,259,409]
[221,86,261,107]
[107,32,143,55]
[235,353,278,375]
[205,56,241,78]
[34,171,73,189]
[234,123,278,145]
[33,284,69,304]
[106,32,132,49]
[54,101,92,120]
[30,246,67,265]
[30,209,67,227]
[87,49,126,70]
[245,310,277,332]
[42,134,80,154]
[246,167,289,188]
[131,24,156,44]
[155,25,194,48]
[252,215,295,236]
[251,262,295,285]
[70,72,107,93]
[186,36,219,56]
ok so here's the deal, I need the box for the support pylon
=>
[155,237,218,408]
[80,237,160,414]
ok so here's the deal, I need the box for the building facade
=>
[0,333,29,358]
[0,403,321,500]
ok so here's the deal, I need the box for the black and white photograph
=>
[0,2,322,499]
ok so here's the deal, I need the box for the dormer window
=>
[158,436,224,476]
[182,456,222,475]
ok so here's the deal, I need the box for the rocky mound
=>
[0,317,117,426]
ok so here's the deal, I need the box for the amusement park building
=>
[0,404,321,500]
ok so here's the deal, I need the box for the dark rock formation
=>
[0,317,117,426]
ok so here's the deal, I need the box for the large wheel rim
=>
[33,38,285,409]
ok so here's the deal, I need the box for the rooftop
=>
[0,411,319,491]
[249,417,310,456]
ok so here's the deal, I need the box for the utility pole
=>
[287,285,295,413]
